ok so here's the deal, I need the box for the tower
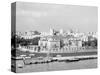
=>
[60,29,64,34]
[50,28,54,35]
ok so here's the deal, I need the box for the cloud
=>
[17,10,48,18]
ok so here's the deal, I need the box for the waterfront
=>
[11,2,98,73]
[14,48,97,57]
[16,59,97,73]
[11,49,97,73]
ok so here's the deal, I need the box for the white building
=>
[38,35,60,49]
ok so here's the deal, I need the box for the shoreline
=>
[15,58,97,73]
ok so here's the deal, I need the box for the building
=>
[38,28,84,51]
[38,35,60,49]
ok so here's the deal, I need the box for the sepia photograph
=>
[11,2,98,73]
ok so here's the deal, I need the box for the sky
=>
[16,2,98,33]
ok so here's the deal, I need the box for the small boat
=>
[67,58,80,62]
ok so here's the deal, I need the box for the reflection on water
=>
[16,59,97,73]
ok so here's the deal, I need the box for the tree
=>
[34,31,41,35]
[31,37,40,45]
[60,40,64,48]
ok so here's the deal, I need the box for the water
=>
[16,59,97,73]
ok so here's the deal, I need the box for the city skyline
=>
[16,2,97,33]
[11,2,98,73]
